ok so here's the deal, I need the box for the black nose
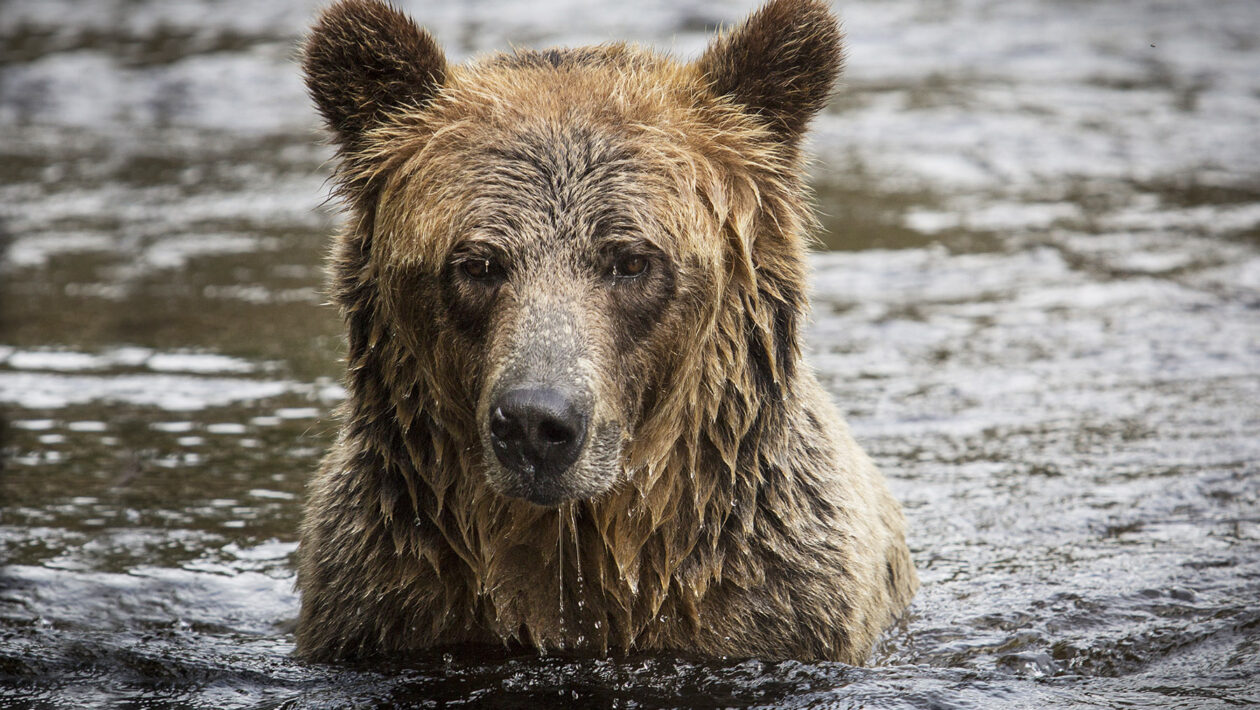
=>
[488,388,588,479]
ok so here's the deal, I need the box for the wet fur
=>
[296,0,917,663]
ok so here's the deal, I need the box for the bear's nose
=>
[489,387,588,479]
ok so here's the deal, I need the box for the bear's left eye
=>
[612,254,649,279]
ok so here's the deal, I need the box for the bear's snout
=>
[475,295,624,506]
[488,386,589,486]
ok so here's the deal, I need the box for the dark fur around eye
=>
[441,256,502,340]
[607,252,675,346]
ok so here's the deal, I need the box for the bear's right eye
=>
[460,257,500,281]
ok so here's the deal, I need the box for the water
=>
[2,0,1258,707]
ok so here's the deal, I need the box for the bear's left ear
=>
[696,0,843,144]
[302,0,447,151]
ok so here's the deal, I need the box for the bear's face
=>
[373,75,714,505]
[303,0,842,506]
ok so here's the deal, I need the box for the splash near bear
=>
[296,0,917,663]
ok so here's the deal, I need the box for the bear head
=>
[302,0,842,507]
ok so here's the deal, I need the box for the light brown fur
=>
[296,0,917,663]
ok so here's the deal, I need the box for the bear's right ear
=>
[302,0,446,150]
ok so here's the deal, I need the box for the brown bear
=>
[295,0,917,664]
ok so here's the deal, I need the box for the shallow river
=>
[2,0,1258,707]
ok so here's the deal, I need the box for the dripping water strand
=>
[569,503,582,587]
[557,504,565,633]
